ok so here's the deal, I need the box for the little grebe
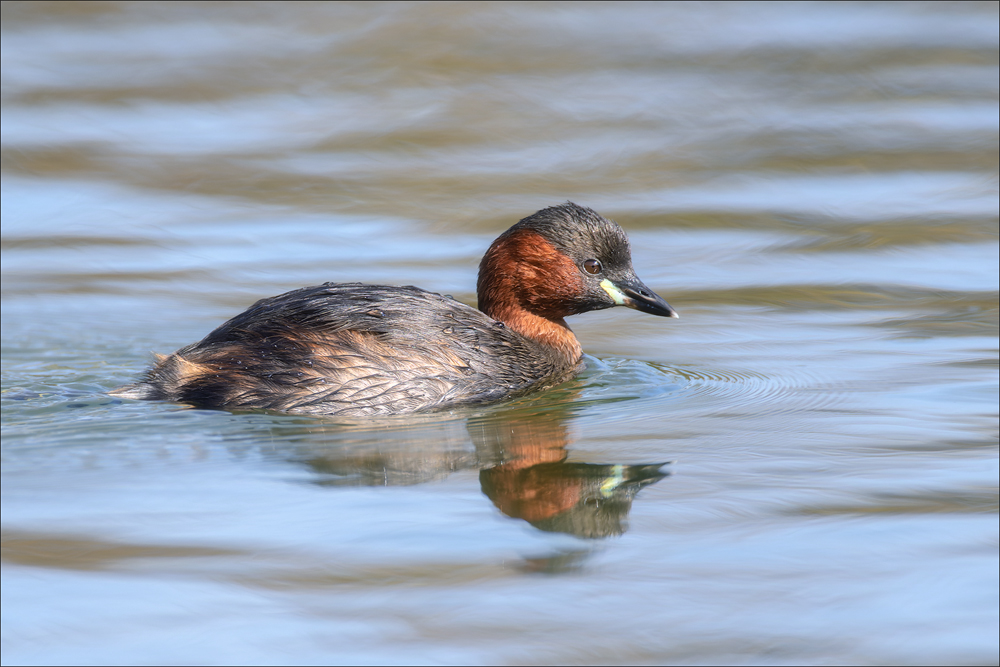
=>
[111,203,678,416]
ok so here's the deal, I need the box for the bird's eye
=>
[583,259,603,275]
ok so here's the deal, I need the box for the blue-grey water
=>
[2,2,997,665]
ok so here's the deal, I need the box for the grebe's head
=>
[477,202,678,322]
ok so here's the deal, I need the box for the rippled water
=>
[2,2,998,664]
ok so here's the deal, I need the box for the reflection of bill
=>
[293,405,669,539]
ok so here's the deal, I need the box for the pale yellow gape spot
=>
[599,279,628,305]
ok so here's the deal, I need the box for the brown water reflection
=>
[0,528,243,572]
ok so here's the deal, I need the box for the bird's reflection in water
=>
[471,416,667,539]
[292,405,668,540]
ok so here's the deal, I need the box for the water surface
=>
[2,2,998,664]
